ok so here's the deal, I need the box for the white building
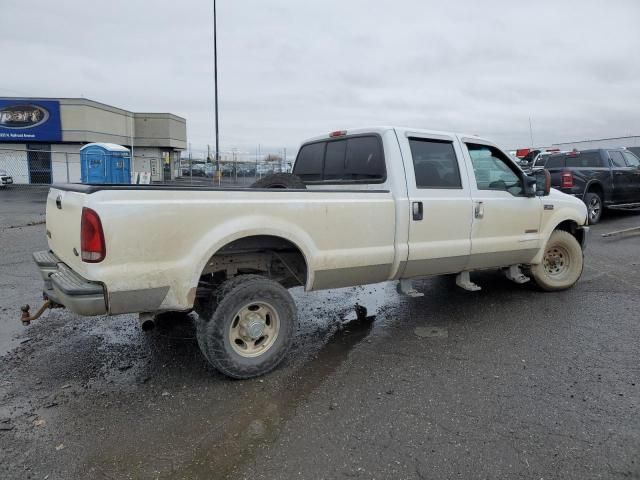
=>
[0,97,186,184]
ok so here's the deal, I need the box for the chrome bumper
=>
[33,251,107,316]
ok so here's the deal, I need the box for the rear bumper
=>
[33,251,107,316]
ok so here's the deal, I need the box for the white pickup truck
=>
[32,127,589,378]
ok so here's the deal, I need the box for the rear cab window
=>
[293,135,386,183]
[545,154,566,169]
[565,151,603,168]
[293,142,325,181]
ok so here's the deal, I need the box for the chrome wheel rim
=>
[543,245,570,277]
[588,196,601,222]
[228,302,279,358]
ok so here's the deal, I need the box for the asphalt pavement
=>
[0,188,639,479]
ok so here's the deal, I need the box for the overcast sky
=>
[1,0,639,154]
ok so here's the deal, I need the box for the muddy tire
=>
[530,230,584,291]
[584,192,602,225]
[195,275,297,379]
[251,173,306,189]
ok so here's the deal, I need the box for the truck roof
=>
[301,126,494,146]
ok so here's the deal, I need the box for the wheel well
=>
[586,182,604,201]
[198,235,308,292]
[554,220,583,245]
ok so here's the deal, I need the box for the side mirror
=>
[524,175,537,197]
[534,169,551,196]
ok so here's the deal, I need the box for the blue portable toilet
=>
[80,143,131,184]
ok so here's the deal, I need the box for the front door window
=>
[466,143,524,196]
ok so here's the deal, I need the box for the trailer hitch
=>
[20,300,52,326]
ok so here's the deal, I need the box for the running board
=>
[607,202,640,211]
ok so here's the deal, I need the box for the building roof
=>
[80,142,130,152]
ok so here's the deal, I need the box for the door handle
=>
[412,201,423,221]
[474,201,484,219]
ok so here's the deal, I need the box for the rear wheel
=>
[584,192,602,225]
[194,275,297,379]
[530,230,583,291]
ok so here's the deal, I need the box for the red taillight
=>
[81,207,105,263]
[329,130,347,138]
[561,171,573,189]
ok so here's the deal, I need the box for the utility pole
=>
[529,116,534,148]
[213,0,220,175]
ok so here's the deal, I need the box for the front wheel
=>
[195,275,297,379]
[530,230,584,291]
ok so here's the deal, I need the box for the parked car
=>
[33,126,588,378]
[238,164,256,176]
[0,169,13,187]
[256,164,276,176]
[525,151,569,174]
[189,164,207,177]
[544,148,640,224]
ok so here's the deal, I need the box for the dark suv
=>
[544,148,640,224]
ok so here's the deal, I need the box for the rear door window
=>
[609,151,626,168]
[409,138,462,188]
[293,135,385,183]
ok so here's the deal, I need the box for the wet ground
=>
[1,190,639,479]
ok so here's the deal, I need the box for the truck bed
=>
[45,183,401,314]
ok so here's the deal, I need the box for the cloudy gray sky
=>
[1,0,639,154]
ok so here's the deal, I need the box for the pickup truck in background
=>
[544,148,640,224]
[32,127,589,378]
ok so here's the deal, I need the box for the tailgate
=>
[45,188,87,272]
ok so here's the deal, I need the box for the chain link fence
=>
[0,147,293,192]
[0,146,294,228]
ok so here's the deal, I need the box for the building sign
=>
[0,100,62,142]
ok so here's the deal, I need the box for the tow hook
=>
[20,300,52,326]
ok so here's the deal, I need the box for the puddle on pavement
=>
[77,283,404,479]
[172,309,378,479]
[158,292,390,478]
